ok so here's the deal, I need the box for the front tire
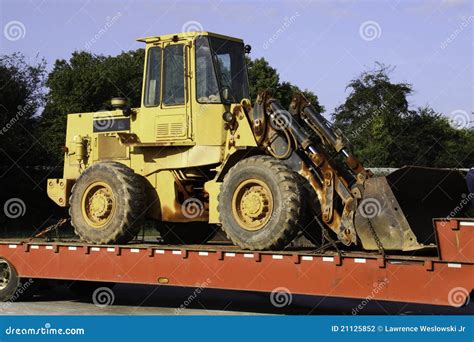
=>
[69,162,146,244]
[218,156,305,250]
[300,185,324,247]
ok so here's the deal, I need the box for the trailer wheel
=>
[69,162,146,244]
[157,222,219,245]
[218,156,305,250]
[0,258,20,302]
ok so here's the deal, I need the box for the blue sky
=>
[1,0,472,121]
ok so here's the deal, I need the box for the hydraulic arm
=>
[246,91,432,251]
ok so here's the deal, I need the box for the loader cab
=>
[135,32,249,147]
[194,35,249,104]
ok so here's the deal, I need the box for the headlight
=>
[222,111,234,123]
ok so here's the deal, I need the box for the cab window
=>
[144,47,161,107]
[163,44,185,105]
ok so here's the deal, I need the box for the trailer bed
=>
[0,218,472,307]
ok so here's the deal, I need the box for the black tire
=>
[69,161,146,244]
[0,258,20,302]
[218,155,305,250]
[299,184,323,246]
[157,222,219,245]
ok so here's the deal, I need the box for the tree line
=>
[0,51,472,169]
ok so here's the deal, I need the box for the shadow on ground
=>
[4,281,473,316]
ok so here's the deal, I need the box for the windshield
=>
[195,36,249,104]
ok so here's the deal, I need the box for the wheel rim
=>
[81,182,116,229]
[231,179,274,231]
[0,260,11,291]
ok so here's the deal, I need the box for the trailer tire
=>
[0,258,20,302]
[157,222,219,245]
[218,155,305,250]
[69,162,146,244]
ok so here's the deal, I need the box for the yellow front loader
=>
[47,32,467,251]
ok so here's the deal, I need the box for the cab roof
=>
[136,31,243,44]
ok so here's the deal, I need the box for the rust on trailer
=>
[0,218,472,307]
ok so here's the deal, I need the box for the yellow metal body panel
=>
[136,31,243,44]
[47,179,74,207]
[204,180,221,223]
[49,31,257,224]
[63,113,92,180]
[147,170,208,222]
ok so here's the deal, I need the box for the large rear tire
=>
[69,162,146,244]
[218,156,305,250]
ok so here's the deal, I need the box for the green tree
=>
[333,63,474,168]
[246,57,279,99]
[0,53,46,166]
[396,107,474,167]
[40,49,145,163]
[246,57,324,112]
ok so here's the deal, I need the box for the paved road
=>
[0,282,472,315]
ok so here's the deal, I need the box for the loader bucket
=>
[354,166,468,251]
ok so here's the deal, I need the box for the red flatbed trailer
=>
[0,218,472,307]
